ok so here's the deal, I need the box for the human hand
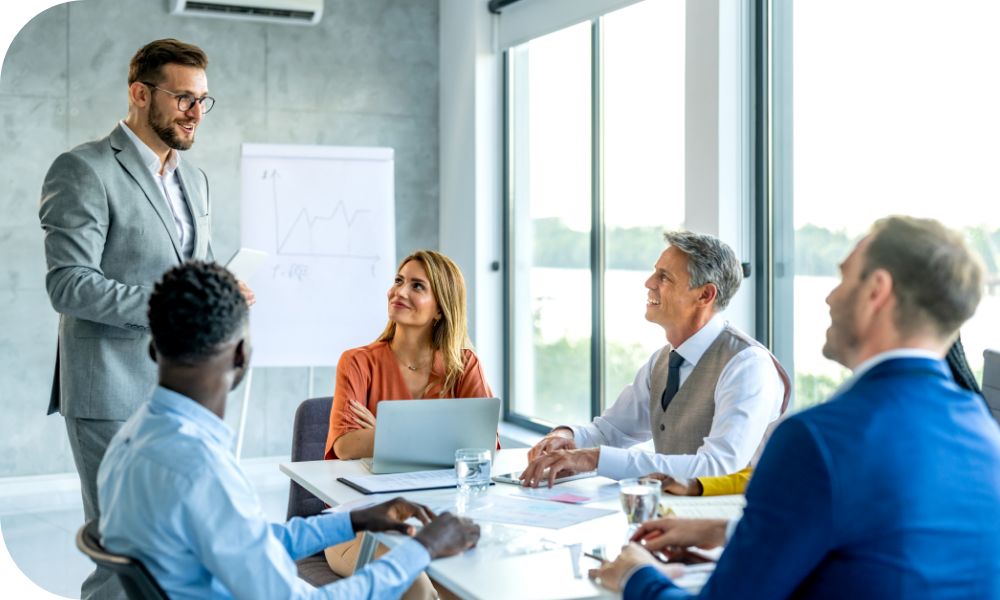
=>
[519,448,599,488]
[414,512,480,559]
[644,473,704,496]
[630,517,728,556]
[348,400,376,430]
[237,280,256,307]
[527,428,576,461]
[588,543,682,592]
[350,497,434,536]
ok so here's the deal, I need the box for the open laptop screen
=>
[367,397,501,474]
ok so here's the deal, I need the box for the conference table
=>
[280,449,712,600]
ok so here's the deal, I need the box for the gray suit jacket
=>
[39,124,213,420]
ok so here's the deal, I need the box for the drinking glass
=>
[455,448,492,494]
[619,477,661,529]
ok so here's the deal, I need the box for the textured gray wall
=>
[0,0,439,477]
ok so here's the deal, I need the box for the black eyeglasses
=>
[142,82,215,114]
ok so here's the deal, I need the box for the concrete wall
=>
[0,0,439,477]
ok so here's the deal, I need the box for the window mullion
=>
[590,18,606,419]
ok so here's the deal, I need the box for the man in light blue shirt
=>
[97,261,479,599]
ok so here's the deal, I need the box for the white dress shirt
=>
[569,315,784,480]
[120,121,195,258]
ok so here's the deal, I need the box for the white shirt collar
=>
[674,314,725,368]
[839,348,942,394]
[119,120,180,176]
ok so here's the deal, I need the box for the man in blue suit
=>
[591,216,1000,599]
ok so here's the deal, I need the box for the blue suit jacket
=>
[626,357,1000,599]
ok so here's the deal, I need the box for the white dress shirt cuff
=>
[596,445,629,480]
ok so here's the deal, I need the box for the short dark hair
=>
[863,216,984,338]
[128,38,208,86]
[148,261,247,364]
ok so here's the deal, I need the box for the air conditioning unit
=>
[169,0,323,26]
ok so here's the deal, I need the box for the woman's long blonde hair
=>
[377,250,472,396]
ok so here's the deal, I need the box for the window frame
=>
[501,19,605,433]
[500,1,759,432]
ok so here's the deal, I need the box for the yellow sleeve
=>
[697,466,754,496]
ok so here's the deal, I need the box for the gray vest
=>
[648,325,791,455]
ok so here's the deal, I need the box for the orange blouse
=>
[324,340,494,459]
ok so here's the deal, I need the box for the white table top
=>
[280,449,707,600]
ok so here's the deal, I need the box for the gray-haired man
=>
[521,231,790,487]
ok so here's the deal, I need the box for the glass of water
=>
[455,448,492,494]
[619,477,661,530]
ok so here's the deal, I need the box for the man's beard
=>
[821,287,862,367]
[148,102,194,151]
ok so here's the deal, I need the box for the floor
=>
[0,459,290,599]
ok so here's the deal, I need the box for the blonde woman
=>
[323,250,493,599]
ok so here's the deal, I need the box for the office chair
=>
[75,520,167,600]
[983,349,1000,424]
[288,396,342,586]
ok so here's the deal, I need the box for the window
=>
[507,22,593,427]
[505,1,686,430]
[772,0,1000,407]
[602,2,686,403]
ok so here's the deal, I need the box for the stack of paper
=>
[337,468,457,494]
[660,494,746,520]
[461,496,617,529]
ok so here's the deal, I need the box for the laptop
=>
[360,397,501,474]
[983,349,1000,425]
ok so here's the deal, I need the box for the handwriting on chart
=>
[272,264,308,281]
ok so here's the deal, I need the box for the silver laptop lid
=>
[983,349,1000,424]
[369,397,501,474]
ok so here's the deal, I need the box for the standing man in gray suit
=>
[38,38,251,599]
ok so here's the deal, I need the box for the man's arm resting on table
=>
[205,494,452,599]
[570,350,660,449]
[273,497,435,560]
[621,418,834,600]
[601,348,784,481]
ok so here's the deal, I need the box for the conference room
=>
[2,0,1000,598]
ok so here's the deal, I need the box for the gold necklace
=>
[393,347,432,372]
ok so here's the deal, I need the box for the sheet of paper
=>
[324,497,381,514]
[225,247,268,281]
[513,481,620,504]
[460,495,616,529]
[341,468,457,494]
[660,494,746,520]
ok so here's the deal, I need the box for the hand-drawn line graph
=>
[263,169,381,267]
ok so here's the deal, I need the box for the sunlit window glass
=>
[509,22,593,425]
[602,0,686,406]
[789,0,1000,407]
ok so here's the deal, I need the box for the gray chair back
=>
[76,520,168,600]
[287,396,334,520]
[984,349,1000,423]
